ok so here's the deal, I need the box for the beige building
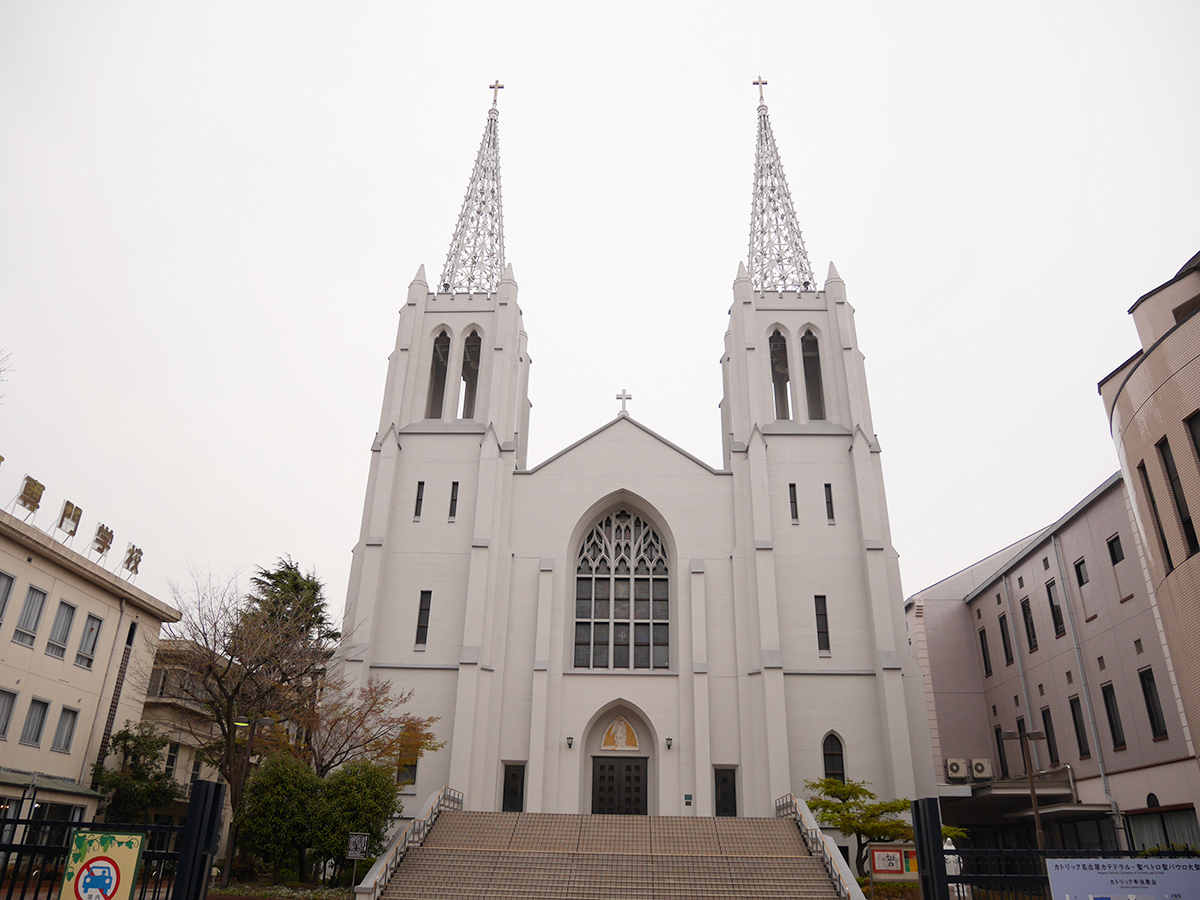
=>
[0,505,179,820]
[906,475,1200,851]
[339,92,934,841]
[1100,250,1200,756]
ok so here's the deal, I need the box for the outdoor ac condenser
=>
[970,758,993,780]
[945,758,969,782]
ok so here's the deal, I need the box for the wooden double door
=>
[591,757,647,815]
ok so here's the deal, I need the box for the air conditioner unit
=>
[970,758,993,781]
[945,758,968,782]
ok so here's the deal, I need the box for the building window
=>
[788,484,798,522]
[1135,638,1144,655]
[426,330,451,419]
[414,481,424,519]
[459,330,481,419]
[190,757,203,784]
[12,587,47,648]
[824,484,835,521]
[448,482,459,520]
[0,689,16,739]
[575,509,669,670]
[165,742,179,778]
[1187,411,1200,463]
[994,726,1009,778]
[1074,558,1089,587]
[1046,581,1065,638]
[1101,683,1126,750]
[415,591,432,646]
[1041,707,1060,766]
[801,330,825,420]
[1098,655,1106,671]
[1159,438,1199,555]
[814,596,830,653]
[979,629,992,677]
[769,330,791,420]
[51,708,78,753]
[1017,576,1024,589]
[75,615,102,669]
[999,614,1014,664]
[20,698,49,746]
[45,602,75,660]
[397,762,417,790]
[1069,695,1090,759]
[1139,668,1168,739]
[822,734,845,782]
[1107,535,1124,565]
[1021,598,1038,652]
[1139,461,1175,572]
[1042,557,1050,571]
[0,571,13,621]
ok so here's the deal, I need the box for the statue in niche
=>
[601,715,638,751]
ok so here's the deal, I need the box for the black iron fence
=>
[944,846,1143,899]
[0,817,185,900]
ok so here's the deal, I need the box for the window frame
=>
[12,586,47,648]
[999,613,1014,665]
[822,733,845,782]
[50,707,79,753]
[20,697,50,747]
[415,590,432,647]
[1046,580,1065,638]
[45,601,76,660]
[0,570,14,622]
[75,614,103,669]
[1041,706,1060,766]
[0,688,16,740]
[1101,682,1126,751]
[1020,597,1038,652]
[1069,695,1090,759]
[979,628,993,677]
[1107,534,1124,565]
[814,596,830,654]
[1139,667,1169,740]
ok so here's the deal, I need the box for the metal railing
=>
[775,793,867,900]
[353,786,463,900]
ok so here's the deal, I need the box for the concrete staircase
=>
[380,810,844,899]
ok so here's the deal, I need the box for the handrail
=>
[354,785,463,900]
[775,793,867,900]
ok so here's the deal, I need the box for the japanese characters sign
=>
[1047,857,1200,900]
[59,831,145,900]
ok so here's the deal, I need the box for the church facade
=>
[339,91,935,820]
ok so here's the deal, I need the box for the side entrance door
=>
[714,767,737,816]
[591,758,648,815]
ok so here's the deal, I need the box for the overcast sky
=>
[2,2,1198,618]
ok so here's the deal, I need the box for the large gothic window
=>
[575,509,668,669]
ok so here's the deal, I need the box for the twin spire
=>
[438,80,815,295]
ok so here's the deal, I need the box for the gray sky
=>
[2,2,1198,616]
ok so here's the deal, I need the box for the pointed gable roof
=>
[748,96,815,292]
[440,99,505,293]
[523,415,726,475]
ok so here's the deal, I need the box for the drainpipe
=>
[1001,576,1042,771]
[1052,534,1127,850]
[78,598,127,784]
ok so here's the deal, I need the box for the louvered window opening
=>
[575,510,668,669]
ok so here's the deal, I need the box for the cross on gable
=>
[616,389,632,415]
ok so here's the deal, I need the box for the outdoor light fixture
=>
[566,736,573,748]
[1002,729,1048,851]
[666,737,673,749]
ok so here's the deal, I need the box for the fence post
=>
[911,798,949,900]
[172,781,227,900]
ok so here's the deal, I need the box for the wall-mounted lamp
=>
[666,737,673,749]
[566,736,573,748]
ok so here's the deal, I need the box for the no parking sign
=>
[59,832,145,900]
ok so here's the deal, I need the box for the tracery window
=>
[575,509,668,669]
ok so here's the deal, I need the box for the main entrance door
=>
[591,758,648,815]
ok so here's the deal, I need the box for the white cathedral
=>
[340,89,935,819]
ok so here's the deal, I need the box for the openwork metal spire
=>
[748,86,815,292]
[440,88,505,293]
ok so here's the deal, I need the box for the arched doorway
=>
[581,705,656,815]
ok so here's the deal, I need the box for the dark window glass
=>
[979,628,992,677]
[824,484,835,521]
[994,726,1009,778]
[823,734,845,782]
[1046,581,1065,638]
[1021,598,1038,651]
[426,331,450,418]
[1070,696,1090,759]
[1016,717,1027,775]
[789,484,798,521]
[801,331,825,420]
[449,481,459,519]
[1159,438,1199,555]
[1101,683,1126,750]
[1139,461,1175,572]
[814,596,830,652]
[1139,668,1168,739]
[1074,558,1089,587]
[415,590,432,645]
[1041,707,1059,765]
[414,481,424,518]
[999,614,1014,664]
[770,330,791,420]
[1107,535,1124,565]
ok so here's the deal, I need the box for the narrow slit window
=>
[1046,580,1065,638]
[415,590,432,646]
[814,596,830,653]
[801,330,825,420]
[979,628,992,676]
[0,571,13,621]
[1139,668,1168,739]
[426,331,451,419]
[994,726,1009,778]
[1041,707,1060,765]
[1187,411,1200,461]
[1070,695,1090,758]
[999,613,1014,664]
[45,602,75,659]
[824,484,834,521]
[12,587,46,648]
[1021,598,1038,651]
[1158,438,1199,555]
[1140,461,1175,572]
[459,330,481,419]
[1107,535,1124,565]
[769,330,790,420]
[448,482,459,520]
[1101,682,1126,750]
[788,484,798,522]
[822,734,845,782]
[1074,558,1089,587]
[414,481,425,519]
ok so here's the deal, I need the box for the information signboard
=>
[346,833,370,860]
[58,832,146,900]
[1046,857,1200,900]
[868,843,919,882]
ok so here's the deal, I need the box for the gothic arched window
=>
[575,509,668,670]
[823,733,845,782]
[426,330,451,419]
[769,330,791,420]
[801,330,825,420]
[459,330,481,419]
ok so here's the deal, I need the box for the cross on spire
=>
[490,80,504,104]
[753,76,767,102]
[440,97,506,293]
[616,389,632,415]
